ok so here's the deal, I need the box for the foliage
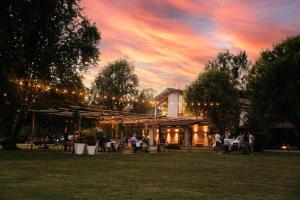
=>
[91,59,138,111]
[205,49,250,92]
[185,69,239,133]
[131,88,156,114]
[84,130,96,146]
[247,35,300,137]
[0,0,100,149]
[166,143,181,149]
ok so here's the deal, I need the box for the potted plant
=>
[85,132,97,155]
[73,133,85,155]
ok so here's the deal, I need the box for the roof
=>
[154,88,183,102]
[29,105,157,124]
[147,117,209,126]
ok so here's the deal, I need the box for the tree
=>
[205,49,250,91]
[91,59,139,111]
[131,88,156,114]
[184,69,239,133]
[0,0,100,149]
[247,35,300,141]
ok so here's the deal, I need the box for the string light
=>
[10,78,221,107]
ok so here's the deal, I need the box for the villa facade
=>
[147,88,213,147]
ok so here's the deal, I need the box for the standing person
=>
[249,132,255,154]
[215,132,221,154]
[238,133,244,153]
[243,131,249,154]
[131,134,137,153]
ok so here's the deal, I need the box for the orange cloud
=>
[81,0,300,91]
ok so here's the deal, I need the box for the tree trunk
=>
[0,112,24,150]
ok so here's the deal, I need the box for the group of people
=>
[97,135,123,153]
[130,134,150,153]
[97,134,150,153]
[215,131,255,154]
[237,132,255,154]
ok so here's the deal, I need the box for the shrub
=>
[166,144,181,149]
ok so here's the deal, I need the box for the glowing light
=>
[55,88,59,92]
[203,126,208,133]
[79,92,83,96]
[72,91,75,94]
[193,133,198,145]
[175,132,178,143]
[19,81,23,86]
[167,133,171,143]
[281,145,288,150]
[3,93,7,97]
[63,89,67,93]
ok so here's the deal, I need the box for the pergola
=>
[29,105,209,151]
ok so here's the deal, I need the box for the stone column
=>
[184,127,189,147]
[149,127,154,146]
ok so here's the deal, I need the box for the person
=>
[243,131,249,154]
[131,134,137,153]
[237,133,244,153]
[142,136,150,153]
[215,132,221,154]
[249,132,255,154]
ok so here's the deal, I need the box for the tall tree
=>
[247,35,300,137]
[184,69,239,133]
[91,59,139,111]
[131,88,156,114]
[205,49,250,91]
[0,0,100,149]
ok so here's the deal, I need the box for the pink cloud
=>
[80,0,300,91]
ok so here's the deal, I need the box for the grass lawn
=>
[0,151,300,200]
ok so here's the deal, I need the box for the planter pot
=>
[74,143,85,155]
[87,145,96,155]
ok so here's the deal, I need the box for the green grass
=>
[0,151,300,200]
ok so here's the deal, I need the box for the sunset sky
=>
[80,0,300,93]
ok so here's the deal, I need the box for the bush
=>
[85,135,96,146]
[166,144,181,149]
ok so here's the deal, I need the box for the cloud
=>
[80,0,300,91]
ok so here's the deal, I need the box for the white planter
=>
[87,145,96,155]
[74,143,85,155]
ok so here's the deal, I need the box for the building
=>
[147,88,213,148]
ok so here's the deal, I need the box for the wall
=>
[168,93,179,117]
